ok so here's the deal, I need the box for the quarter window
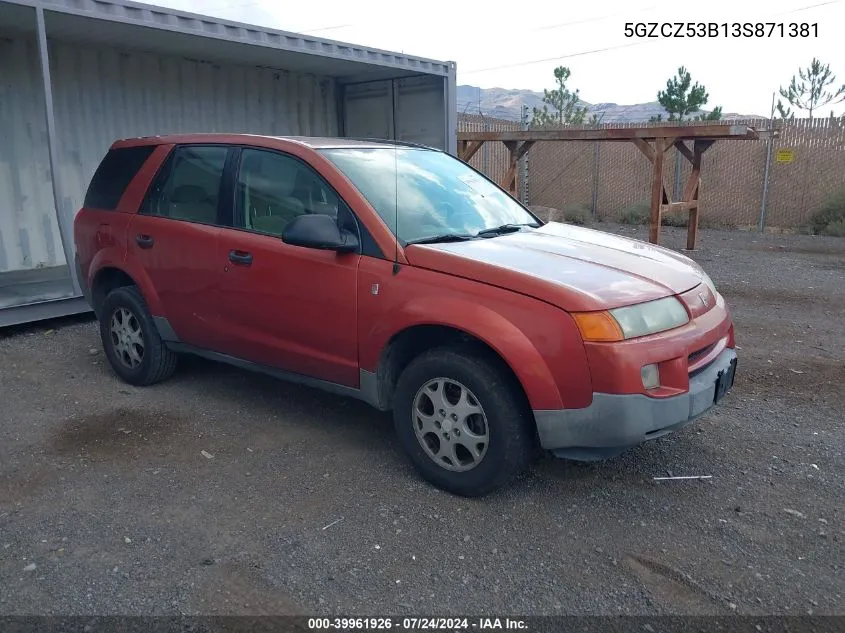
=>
[84,145,156,210]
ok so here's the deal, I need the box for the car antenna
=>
[392,140,401,275]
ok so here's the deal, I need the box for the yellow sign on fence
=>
[776,149,795,163]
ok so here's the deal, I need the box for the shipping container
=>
[0,0,457,326]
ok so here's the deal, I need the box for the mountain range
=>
[456,85,758,123]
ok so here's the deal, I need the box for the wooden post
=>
[649,137,666,244]
[632,137,655,162]
[673,139,694,163]
[500,141,535,197]
[680,139,713,250]
[458,140,484,163]
[685,142,702,250]
[502,141,519,195]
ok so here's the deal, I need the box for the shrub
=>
[562,203,592,226]
[618,202,692,227]
[661,210,689,227]
[821,219,845,237]
[807,188,845,236]
[618,203,649,225]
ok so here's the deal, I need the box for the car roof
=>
[110,133,437,151]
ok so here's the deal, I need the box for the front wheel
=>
[392,348,536,497]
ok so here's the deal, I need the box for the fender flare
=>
[370,296,564,411]
[89,249,165,317]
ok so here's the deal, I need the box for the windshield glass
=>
[318,147,540,244]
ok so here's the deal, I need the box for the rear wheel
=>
[392,348,535,497]
[99,286,177,386]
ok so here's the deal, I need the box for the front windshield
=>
[318,147,540,244]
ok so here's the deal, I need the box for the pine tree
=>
[531,66,587,127]
[777,58,845,120]
[649,66,722,122]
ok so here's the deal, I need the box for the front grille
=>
[688,342,717,366]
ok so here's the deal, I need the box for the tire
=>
[392,347,536,497]
[99,285,178,386]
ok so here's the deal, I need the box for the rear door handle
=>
[228,250,253,265]
[136,234,155,249]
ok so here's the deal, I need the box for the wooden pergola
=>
[457,124,759,249]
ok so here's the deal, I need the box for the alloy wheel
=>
[109,307,145,369]
[412,378,490,472]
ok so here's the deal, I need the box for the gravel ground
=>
[0,226,843,617]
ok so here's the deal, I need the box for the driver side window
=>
[236,148,342,238]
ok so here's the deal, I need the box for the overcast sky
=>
[161,0,844,117]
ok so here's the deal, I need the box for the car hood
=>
[404,222,707,312]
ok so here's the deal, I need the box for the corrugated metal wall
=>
[0,32,339,274]
[0,34,63,273]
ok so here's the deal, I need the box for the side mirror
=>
[282,214,359,253]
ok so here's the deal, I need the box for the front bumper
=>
[534,347,737,461]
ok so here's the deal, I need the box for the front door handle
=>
[228,250,253,265]
[136,234,155,249]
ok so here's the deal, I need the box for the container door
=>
[394,76,446,150]
[342,77,446,150]
[342,80,394,141]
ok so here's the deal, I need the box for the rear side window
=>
[83,145,156,210]
[140,145,229,225]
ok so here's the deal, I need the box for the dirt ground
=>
[0,225,843,616]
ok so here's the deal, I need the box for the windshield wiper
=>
[405,233,476,245]
[475,223,539,238]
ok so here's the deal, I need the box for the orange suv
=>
[74,134,737,497]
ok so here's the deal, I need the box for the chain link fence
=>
[458,113,522,196]
[458,114,845,232]
[765,118,845,231]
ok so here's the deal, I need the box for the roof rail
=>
[343,137,439,150]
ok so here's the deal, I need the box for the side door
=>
[126,144,232,350]
[213,147,361,387]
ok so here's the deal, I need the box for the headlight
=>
[699,270,718,297]
[573,296,690,342]
[610,296,690,339]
